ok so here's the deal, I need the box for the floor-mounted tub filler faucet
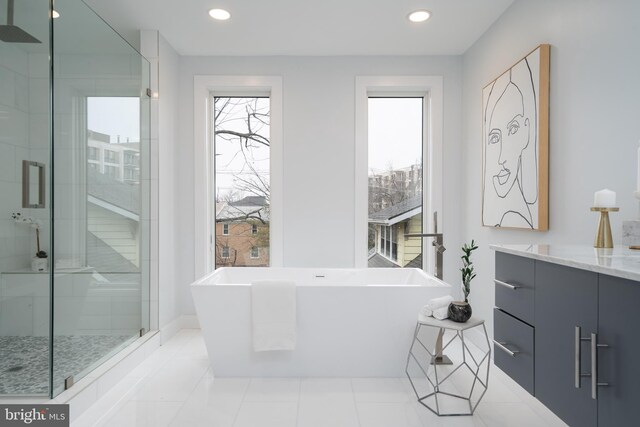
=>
[404,212,452,365]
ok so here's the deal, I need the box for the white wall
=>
[177,56,463,315]
[461,0,640,335]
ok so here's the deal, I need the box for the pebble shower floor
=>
[0,335,131,395]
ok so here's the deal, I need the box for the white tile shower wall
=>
[140,30,160,333]
[0,44,32,331]
[25,53,52,262]
[140,30,180,332]
[460,0,640,339]
[0,271,142,337]
[157,34,179,330]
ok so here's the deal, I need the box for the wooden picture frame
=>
[482,44,549,230]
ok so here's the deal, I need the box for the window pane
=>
[214,97,270,268]
[367,98,423,268]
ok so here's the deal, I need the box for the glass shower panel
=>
[51,0,150,396]
[0,0,52,396]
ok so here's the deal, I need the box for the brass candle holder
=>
[591,207,619,248]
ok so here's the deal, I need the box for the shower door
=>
[50,0,151,396]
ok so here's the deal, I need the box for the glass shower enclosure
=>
[0,0,150,398]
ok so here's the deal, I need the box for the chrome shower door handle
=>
[591,333,609,400]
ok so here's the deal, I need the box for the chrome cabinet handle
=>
[493,340,519,357]
[591,333,609,400]
[575,326,590,388]
[494,279,519,290]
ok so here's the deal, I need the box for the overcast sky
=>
[368,97,423,173]
[88,97,140,143]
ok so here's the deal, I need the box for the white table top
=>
[417,314,485,331]
[490,244,640,282]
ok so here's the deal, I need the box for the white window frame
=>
[194,76,283,276]
[251,247,259,259]
[222,246,230,259]
[354,76,444,272]
[222,223,229,236]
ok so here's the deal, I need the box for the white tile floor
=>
[73,329,568,427]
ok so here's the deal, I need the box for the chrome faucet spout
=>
[432,240,446,254]
[403,232,445,279]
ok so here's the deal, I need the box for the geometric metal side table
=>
[405,315,491,416]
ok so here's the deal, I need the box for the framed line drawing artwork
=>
[482,44,549,230]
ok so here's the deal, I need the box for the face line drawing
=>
[482,55,537,229]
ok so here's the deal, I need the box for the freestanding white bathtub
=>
[191,267,451,377]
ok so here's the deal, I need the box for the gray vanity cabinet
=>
[597,274,640,427]
[494,247,640,426]
[534,261,598,427]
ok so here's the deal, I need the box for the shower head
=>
[0,0,41,43]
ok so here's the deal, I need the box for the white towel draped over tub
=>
[251,280,297,352]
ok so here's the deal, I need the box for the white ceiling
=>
[83,0,515,56]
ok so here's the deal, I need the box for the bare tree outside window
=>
[213,97,270,268]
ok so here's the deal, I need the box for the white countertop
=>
[490,244,640,282]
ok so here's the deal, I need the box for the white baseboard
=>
[159,316,182,344]
[180,314,200,329]
[159,315,200,344]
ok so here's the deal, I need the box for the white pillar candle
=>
[594,189,616,208]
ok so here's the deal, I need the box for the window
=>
[367,97,423,268]
[124,151,139,166]
[104,149,119,164]
[194,76,282,276]
[104,165,119,179]
[86,96,143,275]
[88,147,99,161]
[213,97,270,268]
[124,168,139,181]
[221,246,230,258]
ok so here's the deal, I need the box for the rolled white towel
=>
[426,295,454,311]
[420,305,433,317]
[433,305,449,320]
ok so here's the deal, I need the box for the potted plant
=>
[448,239,478,322]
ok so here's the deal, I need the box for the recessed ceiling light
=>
[209,8,231,21]
[408,10,431,23]
[52,10,60,19]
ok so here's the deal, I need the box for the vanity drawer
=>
[494,308,534,395]
[495,252,535,325]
